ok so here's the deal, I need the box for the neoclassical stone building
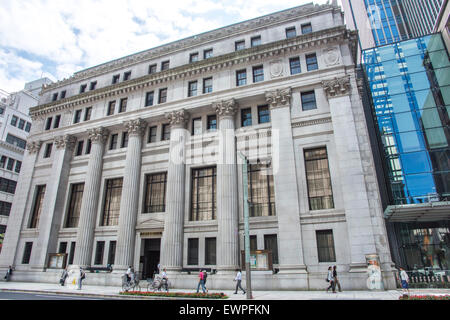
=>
[0,2,397,289]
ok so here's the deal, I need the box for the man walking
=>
[78,267,86,290]
[333,265,342,292]
[234,269,246,294]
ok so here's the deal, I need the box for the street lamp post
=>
[238,152,252,300]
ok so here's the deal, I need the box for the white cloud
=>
[0,0,335,92]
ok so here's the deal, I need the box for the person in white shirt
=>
[234,269,246,294]
[399,267,410,295]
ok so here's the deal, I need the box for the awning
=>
[384,201,450,222]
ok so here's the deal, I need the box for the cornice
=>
[40,3,340,93]
[31,26,356,119]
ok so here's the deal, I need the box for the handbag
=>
[326,278,330,282]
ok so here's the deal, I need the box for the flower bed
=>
[399,295,450,300]
[120,291,229,299]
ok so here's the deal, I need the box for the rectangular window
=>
[76,141,84,156]
[191,167,216,221]
[236,69,247,86]
[203,49,213,59]
[6,158,14,171]
[58,242,67,254]
[316,230,336,262]
[65,183,84,228]
[251,36,261,47]
[304,147,334,210]
[18,118,25,130]
[0,156,5,168]
[188,238,199,265]
[14,160,21,173]
[54,115,61,128]
[94,241,105,265]
[68,242,76,265]
[44,143,53,158]
[289,57,301,75]
[123,71,131,81]
[107,241,116,265]
[107,101,116,116]
[241,108,252,127]
[22,242,33,264]
[248,163,276,217]
[6,134,26,149]
[144,172,167,213]
[192,118,202,135]
[101,178,123,226]
[29,185,46,228]
[161,60,170,71]
[148,64,157,74]
[80,84,87,93]
[52,93,58,101]
[119,98,127,113]
[85,139,92,154]
[189,52,199,63]
[188,81,198,97]
[252,65,264,83]
[258,105,270,124]
[301,91,317,111]
[121,131,128,148]
[0,201,12,216]
[205,237,216,265]
[25,122,31,132]
[286,27,296,38]
[158,88,167,104]
[207,115,217,131]
[112,74,120,84]
[264,234,279,264]
[161,124,170,141]
[306,53,318,71]
[145,91,154,107]
[203,77,213,94]
[60,90,66,99]
[90,81,97,90]
[301,23,312,34]
[10,115,18,126]
[235,40,245,51]
[0,177,17,194]
[84,107,92,121]
[148,126,157,143]
[109,134,118,150]
[250,235,257,251]
[45,117,53,130]
[74,109,82,124]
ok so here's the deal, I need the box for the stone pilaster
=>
[265,87,307,274]
[73,127,109,268]
[114,118,147,271]
[0,141,42,269]
[213,99,240,273]
[160,109,189,272]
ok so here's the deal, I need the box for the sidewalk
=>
[1,281,449,300]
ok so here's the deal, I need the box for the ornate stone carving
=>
[26,140,43,154]
[265,87,292,109]
[323,47,340,66]
[54,135,77,150]
[165,109,189,128]
[87,127,110,144]
[212,99,238,118]
[321,75,351,98]
[269,60,284,78]
[124,118,147,136]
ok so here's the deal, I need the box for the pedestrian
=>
[196,269,206,293]
[78,267,85,290]
[126,266,132,284]
[60,267,68,286]
[4,266,13,282]
[234,269,246,294]
[203,270,208,293]
[399,267,410,296]
[332,265,342,292]
[326,266,335,293]
[157,262,161,274]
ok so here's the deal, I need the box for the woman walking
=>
[326,266,335,293]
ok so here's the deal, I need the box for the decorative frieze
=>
[124,118,147,136]
[165,109,189,128]
[87,127,109,144]
[321,75,351,99]
[54,134,77,150]
[26,141,43,154]
[265,87,292,109]
[212,99,238,118]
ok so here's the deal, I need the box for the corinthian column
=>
[213,99,240,273]
[265,87,306,275]
[30,134,77,270]
[114,118,147,272]
[73,127,109,268]
[160,109,189,272]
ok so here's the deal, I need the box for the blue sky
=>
[0,0,336,93]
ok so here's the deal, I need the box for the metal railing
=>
[396,270,450,288]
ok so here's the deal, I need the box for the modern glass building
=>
[362,33,450,273]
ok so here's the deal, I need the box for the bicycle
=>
[147,276,170,292]
[122,275,141,292]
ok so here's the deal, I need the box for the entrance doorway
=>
[142,238,161,280]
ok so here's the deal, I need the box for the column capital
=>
[87,127,110,144]
[124,118,147,136]
[265,87,291,109]
[321,75,351,99]
[26,140,43,154]
[54,134,77,150]
[212,98,238,119]
[165,109,189,129]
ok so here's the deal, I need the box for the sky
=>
[0,0,339,93]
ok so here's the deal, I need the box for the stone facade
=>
[0,3,396,290]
